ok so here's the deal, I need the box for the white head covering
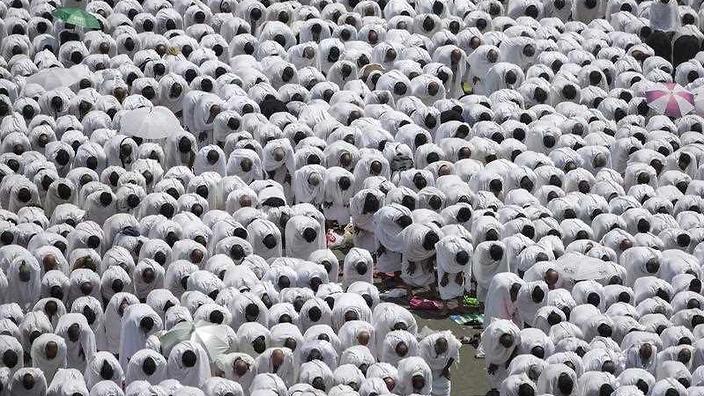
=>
[396,357,432,396]
[30,334,66,384]
[536,363,577,396]
[9,368,47,396]
[338,321,376,358]
[332,294,373,332]
[481,319,521,389]
[516,281,549,327]
[379,330,418,366]
[125,349,167,385]
[46,368,88,396]
[284,215,325,260]
[119,304,163,369]
[54,313,95,372]
[89,381,124,396]
[248,373,288,396]
[483,272,524,325]
[472,241,508,301]
[254,347,296,387]
[342,248,374,289]
[299,360,335,393]
[7,255,41,311]
[202,377,244,396]
[84,351,123,389]
[166,341,211,387]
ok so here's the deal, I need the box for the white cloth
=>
[418,331,460,396]
[576,371,618,396]
[472,241,508,301]
[214,353,257,391]
[7,255,41,311]
[396,357,432,396]
[380,330,418,366]
[342,248,374,289]
[46,368,88,396]
[30,334,67,384]
[299,359,334,392]
[119,304,163,369]
[481,319,522,389]
[339,320,377,358]
[0,335,22,376]
[125,349,167,385]
[202,377,244,396]
[253,347,296,387]
[89,380,124,396]
[54,313,96,372]
[484,272,524,325]
[166,341,211,387]
[84,351,123,389]
[332,293,373,332]
[248,373,288,396]
[284,215,325,260]
[649,0,680,31]
[9,368,47,396]
[102,293,139,355]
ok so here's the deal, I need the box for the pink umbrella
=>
[646,82,695,118]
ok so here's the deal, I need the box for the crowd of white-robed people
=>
[0,0,702,394]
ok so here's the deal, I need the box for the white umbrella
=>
[24,64,90,90]
[159,321,231,360]
[554,253,622,288]
[119,106,182,139]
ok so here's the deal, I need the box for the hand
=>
[377,245,386,256]
[408,261,417,275]
[487,363,498,375]
[440,273,450,287]
[442,367,451,379]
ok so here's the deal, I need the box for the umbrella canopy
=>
[159,321,231,360]
[24,65,91,91]
[119,106,182,139]
[553,253,623,288]
[52,7,101,29]
[646,82,694,118]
